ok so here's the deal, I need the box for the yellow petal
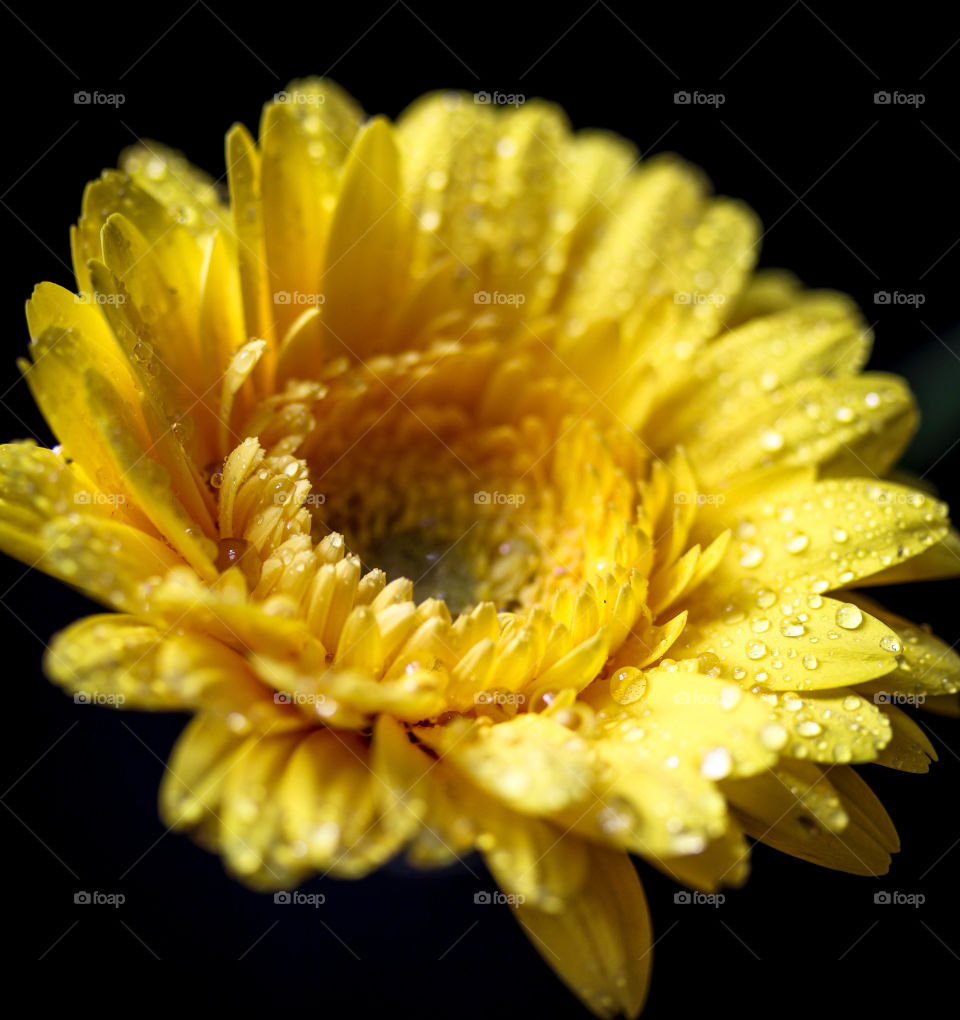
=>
[512,843,652,1020]
[274,727,403,879]
[226,122,272,380]
[675,594,901,690]
[120,139,232,244]
[317,117,413,363]
[723,761,897,875]
[260,80,362,348]
[851,594,960,700]
[708,475,950,594]
[45,614,175,709]
[860,526,960,584]
[767,688,891,763]
[419,714,598,816]
[653,825,751,892]
[872,704,936,772]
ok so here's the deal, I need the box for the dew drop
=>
[746,640,768,660]
[836,603,863,629]
[756,589,777,609]
[784,531,809,554]
[700,746,733,780]
[611,667,647,705]
[760,429,784,452]
[740,545,765,568]
[760,722,788,750]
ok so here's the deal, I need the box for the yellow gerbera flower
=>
[4,79,959,1015]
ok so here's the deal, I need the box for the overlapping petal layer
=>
[2,80,957,1017]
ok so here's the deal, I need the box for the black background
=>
[1,1,958,1012]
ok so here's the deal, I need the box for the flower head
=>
[4,79,959,1016]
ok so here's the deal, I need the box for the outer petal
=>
[703,473,951,594]
[723,761,898,875]
[675,593,901,690]
[512,842,652,1019]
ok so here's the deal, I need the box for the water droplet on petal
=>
[701,746,733,779]
[756,589,777,609]
[780,616,805,637]
[746,640,768,660]
[784,530,809,554]
[836,603,863,629]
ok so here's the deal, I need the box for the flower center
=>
[304,413,547,614]
[249,344,646,619]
